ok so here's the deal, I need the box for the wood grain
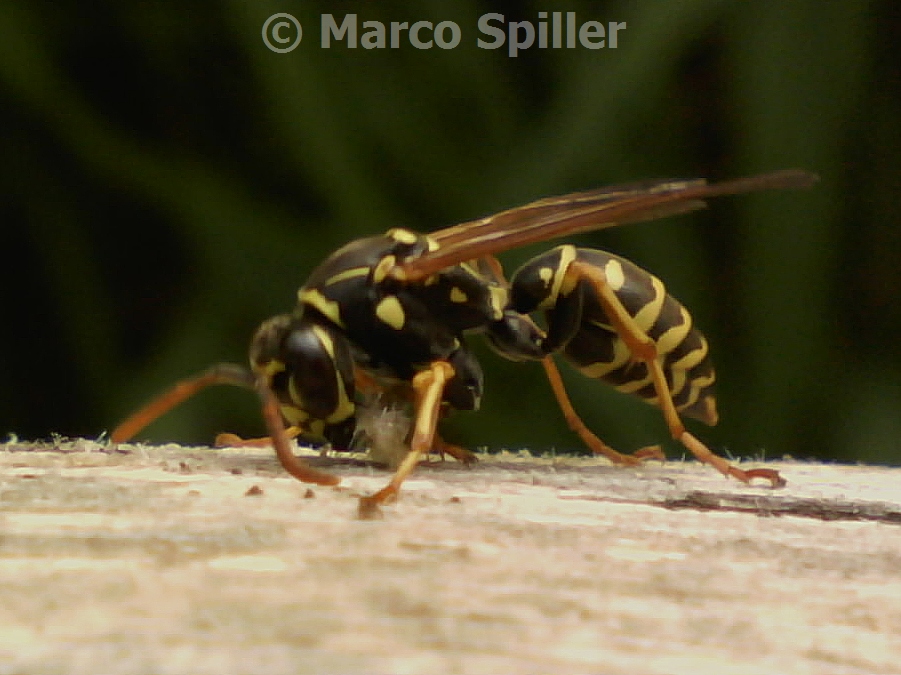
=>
[2,440,900,674]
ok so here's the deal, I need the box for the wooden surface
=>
[2,440,900,675]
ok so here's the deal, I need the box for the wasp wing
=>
[397,169,818,281]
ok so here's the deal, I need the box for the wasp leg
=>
[432,435,478,465]
[254,378,340,486]
[214,428,301,448]
[110,363,339,487]
[541,356,666,465]
[358,361,455,518]
[111,363,255,443]
[353,366,384,396]
[567,260,785,488]
[354,364,476,466]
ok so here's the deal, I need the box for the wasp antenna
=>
[110,363,255,443]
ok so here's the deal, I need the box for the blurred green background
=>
[1,0,898,464]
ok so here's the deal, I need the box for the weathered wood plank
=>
[2,441,900,674]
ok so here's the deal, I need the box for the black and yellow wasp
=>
[112,169,817,513]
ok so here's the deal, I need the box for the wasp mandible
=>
[111,169,818,513]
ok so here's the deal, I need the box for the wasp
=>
[111,169,817,514]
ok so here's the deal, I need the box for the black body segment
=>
[510,245,717,425]
[298,230,502,377]
[287,228,502,439]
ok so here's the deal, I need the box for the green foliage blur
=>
[1,0,898,464]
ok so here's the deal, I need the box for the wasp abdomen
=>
[513,245,718,425]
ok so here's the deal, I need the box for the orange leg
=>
[561,261,785,487]
[214,427,301,448]
[358,361,455,518]
[542,357,665,465]
[111,364,254,444]
[432,435,478,465]
[354,366,475,466]
[353,366,384,396]
[253,379,339,486]
[110,363,339,487]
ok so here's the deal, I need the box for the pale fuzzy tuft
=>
[351,396,413,469]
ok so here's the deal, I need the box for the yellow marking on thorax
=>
[386,228,419,244]
[298,289,344,327]
[325,266,370,286]
[450,287,468,303]
[372,255,396,284]
[488,285,507,319]
[375,296,406,330]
